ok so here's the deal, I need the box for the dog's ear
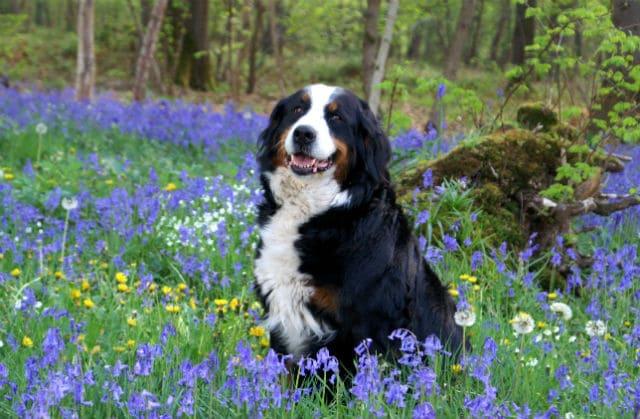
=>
[357,99,391,185]
[257,99,286,172]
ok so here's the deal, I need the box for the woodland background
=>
[1,0,637,133]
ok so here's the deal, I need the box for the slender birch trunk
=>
[368,0,399,116]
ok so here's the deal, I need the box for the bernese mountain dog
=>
[255,84,464,371]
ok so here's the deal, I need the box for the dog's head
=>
[257,84,391,206]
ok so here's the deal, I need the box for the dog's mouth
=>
[286,152,334,175]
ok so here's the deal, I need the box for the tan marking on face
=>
[333,139,349,182]
[310,285,339,314]
[302,92,310,102]
[273,128,290,167]
[327,101,338,112]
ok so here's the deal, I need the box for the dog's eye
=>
[293,106,303,114]
[330,114,342,122]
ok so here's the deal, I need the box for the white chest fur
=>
[254,167,348,356]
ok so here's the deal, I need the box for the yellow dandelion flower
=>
[501,338,511,346]
[547,292,557,300]
[115,272,127,284]
[472,285,481,291]
[448,288,459,298]
[249,326,266,337]
[105,179,114,186]
[90,345,101,355]
[117,283,130,293]
[177,283,187,292]
[162,286,172,295]
[467,276,478,284]
[229,298,240,310]
[604,332,612,341]
[77,334,85,343]
[165,304,181,313]
[127,339,136,348]
[148,282,157,292]
[537,321,547,329]
[100,262,108,269]
[114,346,126,353]
[451,364,463,374]
[22,336,34,348]
[189,298,196,310]
[127,317,137,327]
[81,279,90,291]
[70,289,82,300]
[164,182,177,192]
[214,298,229,306]
[10,268,21,277]
[83,298,95,309]
[4,173,15,181]
[54,271,65,279]
[260,337,270,347]
[459,274,470,281]
[624,321,632,327]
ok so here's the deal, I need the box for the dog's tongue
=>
[292,153,316,166]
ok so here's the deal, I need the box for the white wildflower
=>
[511,312,535,335]
[35,122,48,135]
[61,197,79,211]
[585,320,607,337]
[454,308,476,327]
[550,302,573,321]
[526,358,539,367]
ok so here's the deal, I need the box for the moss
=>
[397,128,570,197]
[470,184,525,247]
[516,103,558,131]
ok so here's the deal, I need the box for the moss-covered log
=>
[396,103,638,262]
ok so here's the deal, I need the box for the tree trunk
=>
[75,0,95,101]
[367,0,399,115]
[133,0,168,101]
[573,24,582,58]
[612,0,640,49]
[226,0,235,94]
[34,0,50,26]
[406,21,424,60]
[177,0,212,91]
[464,0,484,65]
[232,1,251,99]
[443,0,477,80]
[362,0,381,98]
[164,0,187,94]
[247,0,265,94]
[490,0,510,63]
[141,0,153,26]
[511,0,536,65]
[268,0,285,94]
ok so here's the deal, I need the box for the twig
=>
[385,77,399,134]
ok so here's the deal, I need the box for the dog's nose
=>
[293,125,316,146]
